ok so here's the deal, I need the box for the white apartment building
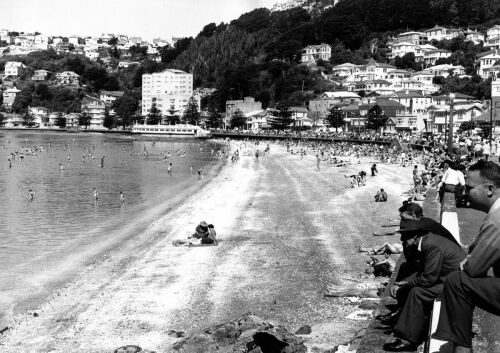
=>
[423,49,451,66]
[465,29,485,45]
[141,69,194,117]
[68,36,80,46]
[0,29,8,37]
[301,44,331,64]
[486,25,500,48]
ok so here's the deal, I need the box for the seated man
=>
[433,161,500,353]
[375,188,388,202]
[382,219,465,352]
[201,224,217,244]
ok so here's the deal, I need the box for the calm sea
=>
[0,130,224,324]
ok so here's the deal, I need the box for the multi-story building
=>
[68,36,80,46]
[55,71,80,86]
[346,59,395,82]
[81,97,106,129]
[424,25,462,42]
[2,87,21,109]
[29,106,50,127]
[395,31,427,45]
[485,25,500,49]
[225,97,263,126]
[301,44,332,64]
[141,69,194,117]
[0,29,8,37]
[423,49,452,66]
[4,61,26,77]
[464,29,485,45]
[32,69,51,81]
[476,49,500,78]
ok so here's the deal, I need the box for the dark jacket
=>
[407,234,466,288]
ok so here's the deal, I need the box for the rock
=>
[114,345,142,353]
[294,325,312,335]
[170,313,307,353]
[166,330,185,338]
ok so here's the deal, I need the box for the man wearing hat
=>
[383,219,465,352]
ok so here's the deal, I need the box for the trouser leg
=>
[434,271,500,348]
[394,285,442,344]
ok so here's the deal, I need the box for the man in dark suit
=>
[433,161,500,353]
[383,219,466,352]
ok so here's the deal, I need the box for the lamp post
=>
[448,93,455,152]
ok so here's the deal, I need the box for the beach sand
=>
[0,141,412,352]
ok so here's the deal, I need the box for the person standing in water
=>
[93,188,98,201]
[120,191,125,203]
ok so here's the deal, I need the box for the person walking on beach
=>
[59,163,64,171]
[100,156,105,168]
[255,149,259,162]
[198,168,203,180]
[168,162,172,175]
[28,189,34,201]
[316,154,321,171]
[93,188,98,201]
[120,191,125,203]
[371,163,378,176]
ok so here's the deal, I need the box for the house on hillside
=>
[424,25,463,42]
[464,29,485,45]
[476,49,500,78]
[308,91,361,123]
[4,61,26,77]
[2,87,21,109]
[301,44,331,64]
[423,49,452,66]
[486,25,500,49]
[347,60,395,82]
[331,63,357,77]
[65,113,80,128]
[99,90,124,106]
[55,71,80,86]
[395,31,427,46]
[426,64,465,77]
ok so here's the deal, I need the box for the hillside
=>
[162,0,500,110]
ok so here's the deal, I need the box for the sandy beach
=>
[0,141,412,353]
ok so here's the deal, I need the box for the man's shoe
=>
[376,310,399,321]
[383,338,418,352]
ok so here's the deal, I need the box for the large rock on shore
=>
[171,313,307,353]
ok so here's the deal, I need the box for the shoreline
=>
[0,138,228,331]
[0,141,413,352]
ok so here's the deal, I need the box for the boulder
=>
[171,313,307,353]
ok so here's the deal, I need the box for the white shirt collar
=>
[489,196,500,215]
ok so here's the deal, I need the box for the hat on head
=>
[397,219,422,235]
[199,221,208,228]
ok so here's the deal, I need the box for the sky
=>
[0,0,278,41]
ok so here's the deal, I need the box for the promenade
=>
[0,142,412,352]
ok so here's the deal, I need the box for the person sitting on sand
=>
[172,221,216,246]
[374,188,388,202]
[367,251,396,277]
[191,221,210,240]
[359,242,403,255]
[202,224,217,244]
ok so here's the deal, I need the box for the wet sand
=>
[0,142,412,352]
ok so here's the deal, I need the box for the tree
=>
[113,93,139,129]
[270,101,293,130]
[182,97,201,125]
[147,102,162,125]
[79,108,92,129]
[103,107,115,130]
[108,37,118,46]
[325,106,345,132]
[366,105,388,131]
[459,121,475,134]
[55,112,66,128]
[165,104,180,125]
[12,86,34,113]
[230,109,246,129]
[477,121,492,140]
[205,108,223,129]
[22,110,36,127]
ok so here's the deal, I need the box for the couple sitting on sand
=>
[173,221,217,246]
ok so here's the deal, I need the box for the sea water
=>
[0,131,224,324]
